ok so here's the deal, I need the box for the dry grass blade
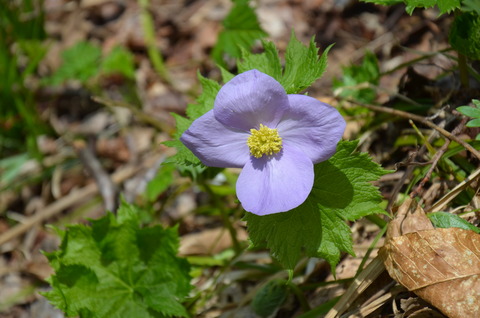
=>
[429,167,480,213]
[324,256,387,318]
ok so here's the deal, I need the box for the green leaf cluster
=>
[167,33,332,166]
[449,12,480,60]
[333,51,379,103]
[457,99,480,140]
[44,42,135,86]
[164,74,221,167]
[251,279,288,317]
[211,0,267,66]
[361,0,461,15]
[237,33,333,94]
[244,140,389,270]
[43,201,191,318]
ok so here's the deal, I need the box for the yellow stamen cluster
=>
[247,124,283,158]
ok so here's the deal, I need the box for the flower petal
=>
[277,95,345,164]
[180,110,250,168]
[236,145,314,215]
[214,69,289,130]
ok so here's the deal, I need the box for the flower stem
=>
[287,281,311,312]
[202,182,242,254]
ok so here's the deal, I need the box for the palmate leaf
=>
[43,201,191,318]
[244,140,389,269]
[238,33,332,94]
[362,0,460,15]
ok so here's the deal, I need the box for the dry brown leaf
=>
[381,198,480,318]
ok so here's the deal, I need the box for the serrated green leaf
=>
[457,105,480,118]
[166,73,220,167]
[405,0,436,14]
[101,46,135,79]
[211,0,267,66]
[281,34,333,94]
[43,201,191,318]
[186,73,221,120]
[437,0,461,14]
[449,12,480,60]
[219,65,235,83]
[238,41,282,80]
[428,212,480,233]
[244,140,389,269]
[251,279,288,318]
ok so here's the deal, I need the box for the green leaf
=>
[280,33,333,94]
[251,279,288,317]
[428,212,480,233]
[244,140,389,269]
[405,0,436,14]
[238,41,282,80]
[43,201,191,318]
[333,51,379,103]
[463,0,480,14]
[186,73,221,120]
[219,65,235,83]
[437,0,461,14]
[449,12,480,60]
[166,73,221,166]
[211,0,267,66]
[457,104,480,118]
[46,41,102,85]
[466,118,480,127]
[145,164,175,202]
[101,46,135,79]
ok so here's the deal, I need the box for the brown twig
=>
[346,100,480,160]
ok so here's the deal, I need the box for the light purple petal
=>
[180,110,250,168]
[277,95,346,164]
[236,145,314,215]
[214,70,289,131]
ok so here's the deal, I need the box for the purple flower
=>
[181,70,346,215]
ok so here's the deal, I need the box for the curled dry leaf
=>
[381,198,480,318]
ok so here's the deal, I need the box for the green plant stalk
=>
[138,0,170,83]
[287,281,311,312]
[202,182,242,254]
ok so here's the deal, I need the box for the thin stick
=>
[430,167,480,213]
[346,100,480,160]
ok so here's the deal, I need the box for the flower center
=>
[247,124,283,158]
